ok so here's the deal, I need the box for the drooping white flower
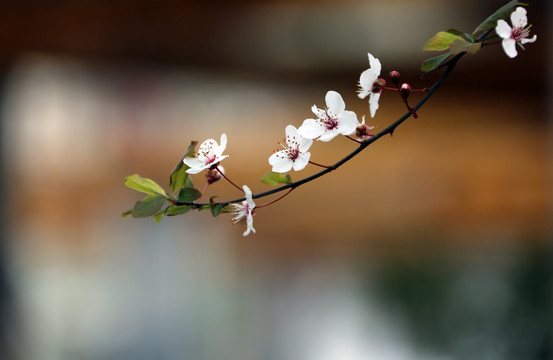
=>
[183,134,229,174]
[297,91,358,142]
[230,185,256,236]
[495,7,537,58]
[268,125,313,173]
[358,53,383,118]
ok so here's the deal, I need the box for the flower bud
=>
[389,71,401,84]
[206,166,224,184]
[400,83,411,99]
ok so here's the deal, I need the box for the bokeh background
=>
[0,0,551,359]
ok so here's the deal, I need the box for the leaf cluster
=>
[421,1,526,73]
[122,141,228,222]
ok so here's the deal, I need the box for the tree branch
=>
[181,51,467,208]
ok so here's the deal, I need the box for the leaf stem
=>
[256,188,295,209]
[215,165,243,192]
[197,182,210,201]
[346,135,363,144]
[308,160,332,169]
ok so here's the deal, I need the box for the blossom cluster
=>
[181,52,384,235]
[123,5,536,236]
[268,54,384,173]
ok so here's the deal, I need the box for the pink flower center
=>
[284,134,301,160]
[198,141,217,164]
[274,135,303,162]
[288,148,300,160]
[204,155,216,165]
[323,115,339,130]
[511,26,530,42]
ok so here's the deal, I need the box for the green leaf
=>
[169,141,197,193]
[446,29,464,36]
[154,211,164,223]
[208,196,223,217]
[210,204,223,217]
[198,204,212,211]
[177,187,202,203]
[421,52,452,73]
[165,205,192,216]
[260,171,292,186]
[132,195,166,218]
[121,208,133,218]
[422,31,465,51]
[124,174,167,197]
[473,1,527,36]
[449,39,481,55]
[464,33,475,43]
[446,29,475,44]
[184,175,194,188]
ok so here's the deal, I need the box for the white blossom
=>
[268,125,313,173]
[496,7,537,58]
[298,91,358,142]
[358,53,383,118]
[183,134,228,174]
[230,185,256,236]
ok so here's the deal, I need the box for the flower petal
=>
[520,34,537,44]
[292,152,310,171]
[317,129,340,142]
[197,138,216,155]
[298,118,325,139]
[495,19,512,39]
[511,7,527,28]
[325,91,345,115]
[242,185,255,236]
[369,92,381,118]
[242,185,255,209]
[215,133,227,156]
[294,130,313,152]
[298,139,313,153]
[284,125,303,146]
[368,53,381,76]
[338,110,359,136]
[358,69,377,99]
[268,152,293,173]
[502,38,517,58]
[244,214,255,236]
[183,157,207,174]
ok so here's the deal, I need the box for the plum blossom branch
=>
[181,51,466,208]
[124,3,537,235]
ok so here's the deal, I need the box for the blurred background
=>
[0,0,551,359]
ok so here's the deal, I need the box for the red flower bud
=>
[389,71,401,84]
[400,83,411,99]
